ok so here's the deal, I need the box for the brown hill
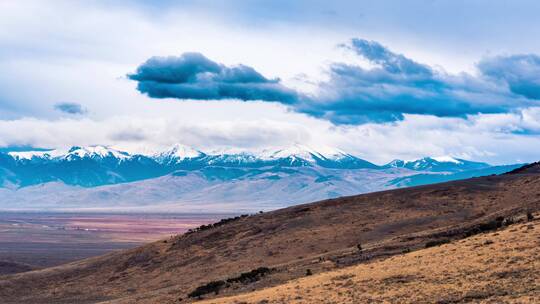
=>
[1,164,540,303]
[202,213,540,304]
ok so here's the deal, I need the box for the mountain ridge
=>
[2,144,506,189]
[0,144,524,213]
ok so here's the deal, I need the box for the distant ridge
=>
[383,156,490,173]
[504,161,540,174]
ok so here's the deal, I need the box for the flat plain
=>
[0,212,227,273]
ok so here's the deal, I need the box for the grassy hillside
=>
[204,213,539,303]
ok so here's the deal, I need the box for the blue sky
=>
[1,0,540,164]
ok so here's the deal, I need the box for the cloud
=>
[1,111,540,165]
[296,39,536,124]
[346,38,433,76]
[128,52,299,103]
[54,102,87,115]
[131,39,540,124]
[478,54,540,99]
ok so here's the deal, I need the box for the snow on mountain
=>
[385,159,406,168]
[8,149,65,160]
[8,146,130,161]
[64,146,131,161]
[384,157,490,172]
[260,144,348,162]
[1,144,502,190]
[0,144,520,212]
[206,152,262,165]
[7,144,367,167]
[154,144,204,164]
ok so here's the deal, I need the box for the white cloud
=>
[2,109,540,165]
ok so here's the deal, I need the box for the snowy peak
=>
[64,146,130,161]
[259,144,377,169]
[8,146,130,162]
[8,149,63,160]
[385,159,406,168]
[385,156,490,172]
[154,144,204,164]
[5,143,378,170]
[261,144,351,162]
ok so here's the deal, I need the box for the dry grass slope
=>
[203,214,539,304]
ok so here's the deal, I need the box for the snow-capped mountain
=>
[259,144,378,169]
[154,144,205,165]
[2,146,165,187]
[8,146,131,162]
[260,144,343,162]
[0,144,523,212]
[384,156,490,173]
[0,144,377,188]
[0,144,515,192]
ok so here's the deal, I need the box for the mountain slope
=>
[2,145,502,190]
[1,163,539,304]
[0,144,380,188]
[388,164,524,188]
[205,215,539,304]
[0,145,522,212]
[0,167,406,212]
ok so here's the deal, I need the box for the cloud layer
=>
[2,109,540,165]
[128,53,299,103]
[298,39,528,124]
[129,39,540,124]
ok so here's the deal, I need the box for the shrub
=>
[306,269,313,276]
[188,267,273,298]
[465,217,505,237]
[186,214,250,234]
[503,217,514,226]
[188,280,226,298]
[425,239,450,248]
[527,212,534,221]
[226,267,271,284]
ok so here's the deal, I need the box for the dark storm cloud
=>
[295,39,531,124]
[128,52,299,103]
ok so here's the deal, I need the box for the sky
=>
[1,0,540,164]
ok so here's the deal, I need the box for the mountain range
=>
[0,144,523,212]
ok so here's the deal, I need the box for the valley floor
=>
[0,212,225,273]
[203,215,539,304]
